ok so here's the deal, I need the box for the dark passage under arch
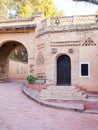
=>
[57,55,71,85]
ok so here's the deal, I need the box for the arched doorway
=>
[57,55,71,85]
[0,40,28,80]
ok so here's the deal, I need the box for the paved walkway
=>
[0,81,98,130]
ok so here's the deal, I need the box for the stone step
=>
[54,102,85,111]
[40,92,84,97]
[41,89,84,93]
[46,86,75,90]
[42,89,77,92]
[23,86,85,111]
[40,91,83,95]
[41,89,77,91]
[39,85,88,101]
[40,93,86,98]
[84,109,98,114]
[40,95,86,100]
[40,90,86,96]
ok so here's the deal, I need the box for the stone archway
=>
[57,55,71,85]
[0,40,28,79]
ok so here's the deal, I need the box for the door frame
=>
[56,54,71,86]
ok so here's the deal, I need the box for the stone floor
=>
[0,122,8,130]
[0,80,98,130]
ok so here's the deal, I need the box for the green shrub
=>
[27,75,38,83]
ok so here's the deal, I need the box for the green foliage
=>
[0,0,58,18]
[27,75,38,83]
[19,0,57,17]
[10,47,28,62]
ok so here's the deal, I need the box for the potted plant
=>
[26,75,46,90]
[27,75,38,84]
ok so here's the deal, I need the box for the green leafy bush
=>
[27,75,38,83]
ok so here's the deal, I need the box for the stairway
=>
[39,86,88,100]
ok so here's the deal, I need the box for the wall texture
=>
[9,60,28,79]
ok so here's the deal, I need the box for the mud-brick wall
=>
[9,60,28,79]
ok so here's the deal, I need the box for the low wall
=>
[28,83,56,90]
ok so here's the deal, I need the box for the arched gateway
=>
[0,41,28,79]
[0,18,36,80]
[57,55,71,85]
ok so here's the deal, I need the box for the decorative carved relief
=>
[29,64,34,73]
[50,41,81,47]
[37,43,45,50]
[82,38,96,46]
[36,52,45,65]
[36,73,46,80]
[95,15,98,23]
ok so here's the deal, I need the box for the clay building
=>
[0,14,98,92]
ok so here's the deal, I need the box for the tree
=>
[19,0,58,17]
[73,0,98,5]
[0,0,58,18]
[0,0,22,17]
[10,47,28,62]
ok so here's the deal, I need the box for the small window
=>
[80,62,90,77]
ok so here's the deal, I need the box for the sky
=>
[53,0,98,16]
